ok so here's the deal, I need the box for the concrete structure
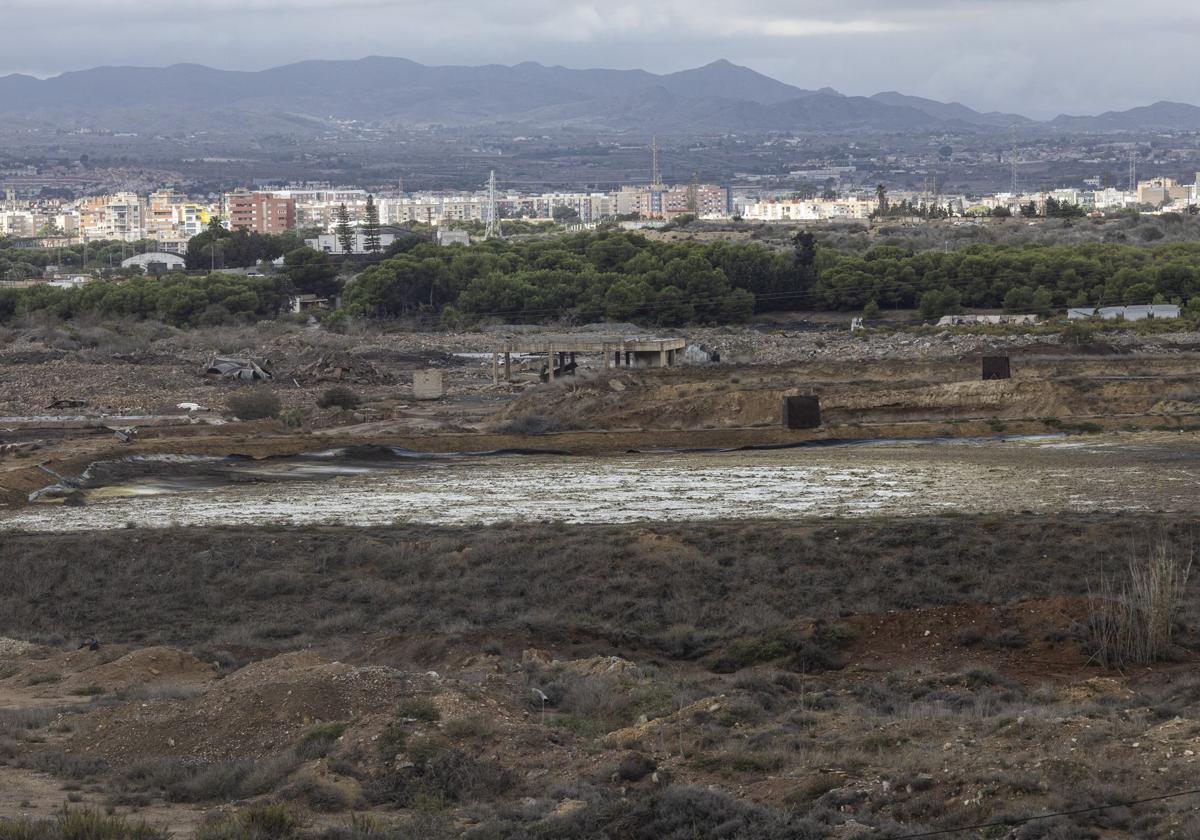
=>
[937,314,1038,326]
[288,294,332,313]
[1068,305,1181,321]
[413,369,444,400]
[490,335,686,384]
[120,252,185,273]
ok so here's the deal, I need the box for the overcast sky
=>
[5,0,1197,118]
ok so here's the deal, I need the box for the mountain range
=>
[0,57,1196,135]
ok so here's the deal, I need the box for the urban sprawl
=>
[2,172,1199,260]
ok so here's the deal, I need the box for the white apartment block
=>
[740,197,876,222]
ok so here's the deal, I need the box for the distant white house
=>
[435,228,471,247]
[1068,305,1180,321]
[47,275,91,288]
[121,252,185,273]
[306,233,397,254]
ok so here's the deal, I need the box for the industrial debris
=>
[293,351,383,385]
[203,355,274,382]
[45,398,89,410]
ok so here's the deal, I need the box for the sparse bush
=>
[0,808,170,840]
[711,637,791,673]
[444,715,494,740]
[616,752,656,782]
[227,388,281,421]
[317,387,362,411]
[198,804,300,840]
[115,754,300,803]
[396,699,441,722]
[956,626,984,646]
[378,722,408,760]
[282,776,351,812]
[365,744,513,807]
[992,627,1029,649]
[295,722,347,761]
[18,751,107,780]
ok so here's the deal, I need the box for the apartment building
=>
[272,187,368,228]
[1137,178,1190,208]
[223,190,296,235]
[740,197,876,222]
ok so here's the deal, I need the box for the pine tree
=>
[363,195,382,254]
[335,204,355,254]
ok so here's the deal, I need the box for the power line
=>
[887,787,1200,839]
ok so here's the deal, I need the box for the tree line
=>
[3,231,1200,327]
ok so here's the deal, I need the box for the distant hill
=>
[1049,101,1200,131]
[0,57,1195,136]
[870,91,1033,128]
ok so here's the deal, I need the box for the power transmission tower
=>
[484,170,502,240]
[651,137,663,189]
[1128,150,1137,194]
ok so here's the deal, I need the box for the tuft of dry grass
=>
[1087,540,1193,668]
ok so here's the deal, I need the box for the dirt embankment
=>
[494,354,1200,431]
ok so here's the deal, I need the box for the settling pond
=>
[3,434,1199,531]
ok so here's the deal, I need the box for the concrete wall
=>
[413,369,444,400]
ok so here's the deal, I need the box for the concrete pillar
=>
[547,349,554,380]
[504,352,511,380]
[491,352,498,385]
[659,348,667,367]
[604,346,610,370]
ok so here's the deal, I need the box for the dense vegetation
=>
[3,229,1200,327]
[0,272,288,326]
[342,231,795,324]
[813,241,1200,317]
[184,221,307,271]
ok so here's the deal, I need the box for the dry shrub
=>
[1087,541,1192,668]
[226,388,281,420]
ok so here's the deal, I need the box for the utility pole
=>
[1129,150,1137,194]
[1010,125,1018,196]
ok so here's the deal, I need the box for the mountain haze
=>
[0,57,1194,135]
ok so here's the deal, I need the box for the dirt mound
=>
[67,651,411,764]
[61,647,215,694]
